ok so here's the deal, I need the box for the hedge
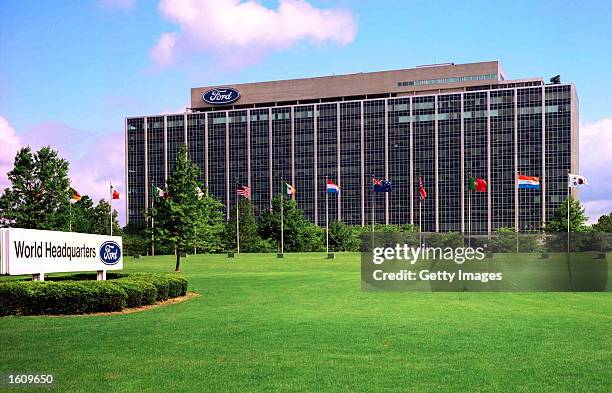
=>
[0,273,188,316]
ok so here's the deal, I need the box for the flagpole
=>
[325,177,329,254]
[371,175,374,233]
[280,177,284,255]
[109,182,113,236]
[468,172,472,247]
[515,172,519,253]
[69,199,72,232]
[236,179,240,254]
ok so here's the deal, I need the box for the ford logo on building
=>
[202,87,240,105]
[99,241,122,265]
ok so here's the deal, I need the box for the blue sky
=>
[1,0,611,224]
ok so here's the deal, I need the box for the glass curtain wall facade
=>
[127,84,576,233]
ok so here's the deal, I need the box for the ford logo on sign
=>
[202,87,240,105]
[99,241,122,265]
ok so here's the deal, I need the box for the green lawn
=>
[1,253,610,392]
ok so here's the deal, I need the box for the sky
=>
[1,0,611,226]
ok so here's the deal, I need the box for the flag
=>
[372,178,392,192]
[568,173,588,188]
[70,189,81,202]
[282,182,296,198]
[326,180,340,194]
[517,174,540,189]
[111,184,120,199]
[468,177,487,192]
[196,186,205,199]
[152,184,165,198]
[237,185,250,198]
[418,177,427,200]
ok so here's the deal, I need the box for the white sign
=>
[0,228,123,275]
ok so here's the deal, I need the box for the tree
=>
[0,146,71,230]
[224,199,270,252]
[546,196,588,232]
[329,220,360,251]
[93,199,122,236]
[257,195,324,252]
[593,212,612,232]
[70,195,96,233]
[151,145,224,271]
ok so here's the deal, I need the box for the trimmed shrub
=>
[0,273,188,316]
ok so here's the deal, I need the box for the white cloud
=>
[98,0,136,11]
[0,116,22,190]
[150,32,178,67]
[150,0,357,68]
[579,118,612,224]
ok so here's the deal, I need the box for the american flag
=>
[236,185,250,198]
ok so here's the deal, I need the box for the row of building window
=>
[396,74,498,87]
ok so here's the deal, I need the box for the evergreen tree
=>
[546,196,588,232]
[257,195,324,252]
[151,145,224,270]
[93,199,122,235]
[329,220,360,251]
[225,198,268,252]
[0,146,71,230]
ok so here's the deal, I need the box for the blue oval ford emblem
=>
[202,87,240,105]
[99,241,122,265]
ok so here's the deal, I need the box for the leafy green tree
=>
[546,196,588,232]
[593,212,612,232]
[225,198,270,252]
[328,220,360,251]
[70,195,96,233]
[258,195,324,252]
[151,145,224,271]
[0,146,71,230]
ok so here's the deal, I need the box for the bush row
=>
[0,274,188,316]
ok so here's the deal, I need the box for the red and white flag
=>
[418,177,427,201]
[236,185,250,198]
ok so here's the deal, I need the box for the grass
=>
[0,253,610,392]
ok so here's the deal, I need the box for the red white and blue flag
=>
[418,177,427,200]
[373,178,392,193]
[326,180,340,194]
[517,174,540,189]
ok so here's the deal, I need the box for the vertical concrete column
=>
[313,105,318,225]
[541,85,546,227]
[360,101,365,227]
[268,108,273,209]
[434,96,439,232]
[204,112,209,189]
[225,111,230,220]
[124,118,129,225]
[337,102,341,221]
[247,109,251,188]
[163,116,168,182]
[384,99,389,225]
[409,97,414,226]
[514,89,519,232]
[460,94,465,232]
[487,91,492,234]
[144,117,149,212]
